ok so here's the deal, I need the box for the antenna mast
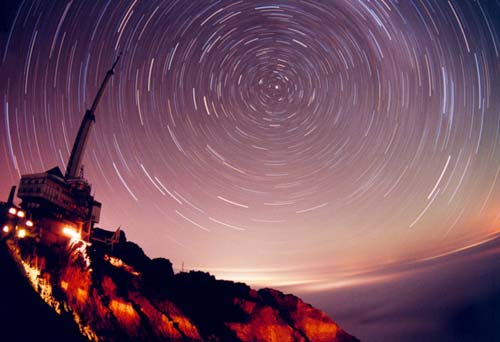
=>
[65,55,120,179]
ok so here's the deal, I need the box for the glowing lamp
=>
[3,225,9,233]
[17,210,25,218]
[8,208,16,215]
[62,227,81,239]
[17,229,26,238]
[26,220,34,227]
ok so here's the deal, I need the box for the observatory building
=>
[16,57,120,244]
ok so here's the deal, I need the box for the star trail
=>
[1,0,500,286]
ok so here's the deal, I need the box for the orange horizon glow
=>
[198,230,500,293]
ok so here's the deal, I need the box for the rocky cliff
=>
[8,234,359,342]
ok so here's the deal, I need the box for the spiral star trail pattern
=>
[1,0,500,286]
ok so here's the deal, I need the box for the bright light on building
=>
[26,220,34,227]
[62,227,81,240]
[3,225,9,233]
[8,207,16,215]
[17,210,25,218]
[17,229,26,238]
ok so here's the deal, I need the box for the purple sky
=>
[1,1,500,339]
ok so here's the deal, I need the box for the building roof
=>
[46,167,64,178]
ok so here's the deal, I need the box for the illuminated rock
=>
[10,236,359,342]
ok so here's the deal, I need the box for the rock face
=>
[12,236,359,342]
[0,241,86,342]
[227,288,354,342]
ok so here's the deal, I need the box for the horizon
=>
[2,0,500,340]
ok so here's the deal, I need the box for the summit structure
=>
[16,56,120,244]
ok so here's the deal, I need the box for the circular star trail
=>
[1,0,500,286]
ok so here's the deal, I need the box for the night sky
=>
[1,0,500,339]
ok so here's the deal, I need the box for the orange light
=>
[2,225,9,233]
[62,227,81,239]
[17,210,25,218]
[17,229,26,238]
[26,220,34,227]
[8,208,16,215]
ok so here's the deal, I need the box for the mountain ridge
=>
[4,232,359,342]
